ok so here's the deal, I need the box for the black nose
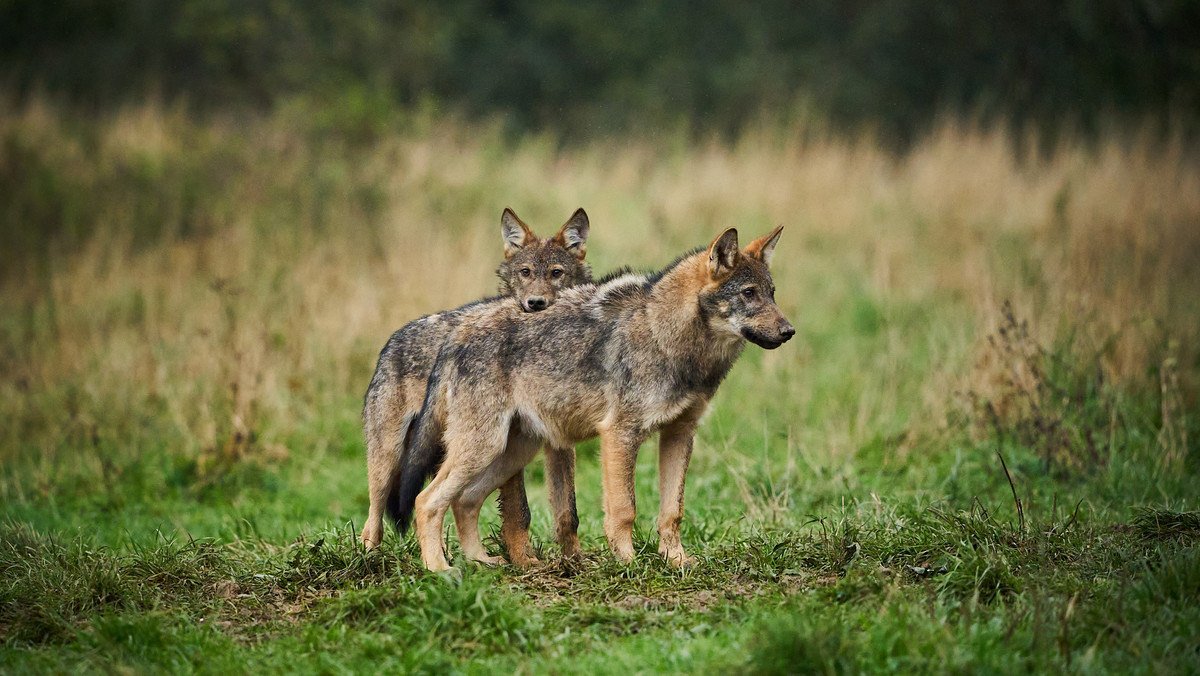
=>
[526,297,547,311]
[779,322,795,339]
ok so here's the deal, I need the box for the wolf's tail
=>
[385,365,447,535]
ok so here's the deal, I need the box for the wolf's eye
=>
[520,268,532,277]
[741,287,757,298]
[550,268,564,279]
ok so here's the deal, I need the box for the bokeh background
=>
[2,2,1199,672]
[3,1,1200,141]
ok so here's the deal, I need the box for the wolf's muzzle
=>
[741,321,794,350]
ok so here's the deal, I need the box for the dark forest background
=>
[2,0,1199,143]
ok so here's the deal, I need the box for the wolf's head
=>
[496,208,592,312]
[698,225,795,349]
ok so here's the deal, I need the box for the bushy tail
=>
[385,367,447,535]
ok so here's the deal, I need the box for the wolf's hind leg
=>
[414,420,508,572]
[545,444,581,557]
[453,430,542,566]
[452,498,507,567]
[362,414,411,549]
[413,472,457,572]
[498,471,541,566]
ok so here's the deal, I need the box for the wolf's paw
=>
[424,556,457,575]
[470,554,508,567]
[360,527,382,550]
[670,554,697,568]
[661,548,696,568]
[435,567,463,584]
[612,546,635,564]
[559,538,582,559]
[511,555,542,568]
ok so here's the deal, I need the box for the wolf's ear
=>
[501,208,537,259]
[553,208,589,261]
[707,227,740,280]
[743,225,783,267]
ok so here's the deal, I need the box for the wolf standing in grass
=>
[360,208,591,559]
[396,226,793,572]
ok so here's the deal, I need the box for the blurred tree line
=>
[1,0,1198,142]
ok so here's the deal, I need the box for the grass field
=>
[2,101,1199,673]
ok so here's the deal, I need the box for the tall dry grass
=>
[1,100,1196,485]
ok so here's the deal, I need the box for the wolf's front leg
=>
[544,444,581,557]
[657,405,705,567]
[599,427,646,563]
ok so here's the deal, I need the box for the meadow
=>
[1,100,1198,673]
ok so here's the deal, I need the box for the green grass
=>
[3,327,1198,674]
[2,104,1199,673]
[3,494,1199,673]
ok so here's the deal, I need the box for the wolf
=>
[395,225,793,572]
[360,207,591,562]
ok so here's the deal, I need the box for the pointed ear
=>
[500,208,537,259]
[706,228,740,280]
[743,225,783,267]
[553,208,589,261]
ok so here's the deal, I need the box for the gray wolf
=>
[395,225,793,572]
[360,207,591,561]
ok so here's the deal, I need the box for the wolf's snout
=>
[525,297,547,311]
[778,320,795,341]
